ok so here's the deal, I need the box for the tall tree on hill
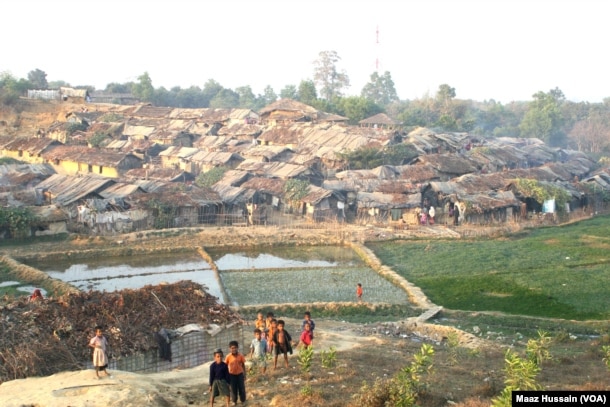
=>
[201,79,224,107]
[262,85,278,106]
[313,51,350,101]
[361,71,399,106]
[298,80,317,105]
[132,72,154,103]
[27,69,48,89]
[280,84,298,100]
[520,87,567,146]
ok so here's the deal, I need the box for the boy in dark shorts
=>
[209,348,230,407]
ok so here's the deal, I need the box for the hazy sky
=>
[2,0,607,103]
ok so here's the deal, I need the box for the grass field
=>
[367,214,610,320]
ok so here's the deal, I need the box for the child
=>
[209,348,230,407]
[356,283,363,302]
[225,340,246,405]
[88,325,111,379]
[249,328,267,374]
[272,319,293,369]
[301,311,315,340]
[267,318,278,354]
[254,311,265,331]
[297,321,313,349]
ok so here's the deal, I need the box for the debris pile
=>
[0,281,243,383]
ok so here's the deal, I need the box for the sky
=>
[2,0,608,104]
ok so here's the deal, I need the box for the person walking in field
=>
[209,348,230,407]
[356,283,363,302]
[88,325,111,379]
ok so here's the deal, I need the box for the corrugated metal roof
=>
[35,174,116,205]
[357,192,421,209]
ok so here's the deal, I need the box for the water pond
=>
[28,246,410,306]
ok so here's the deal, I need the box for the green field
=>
[367,215,610,320]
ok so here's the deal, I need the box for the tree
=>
[201,79,224,107]
[174,86,204,108]
[313,51,350,101]
[568,108,610,153]
[236,85,257,109]
[209,88,239,108]
[262,85,277,105]
[436,84,456,110]
[131,72,155,102]
[27,69,48,89]
[104,82,133,93]
[298,80,317,104]
[361,71,399,106]
[336,96,382,124]
[280,84,298,100]
[520,88,566,146]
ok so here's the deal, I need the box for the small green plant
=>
[492,331,552,407]
[602,345,610,370]
[446,331,460,365]
[297,345,314,374]
[388,343,435,407]
[300,384,313,396]
[321,346,337,368]
[525,330,552,366]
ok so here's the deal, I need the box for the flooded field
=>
[28,253,225,301]
[27,246,410,306]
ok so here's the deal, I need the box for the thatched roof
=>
[124,168,194,182]
[410,154,478,177]
[240,177,285,195]
[258,99,318,116]
[358,113,400,126]
[41,145,142,168]
[356,192,421,209]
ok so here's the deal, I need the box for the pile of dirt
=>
[0,281,243,384]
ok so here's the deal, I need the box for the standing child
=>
[225,340,246,405]
[208,349,230,407]
[267,318,278,354]
[356,283,363,302]
[249,328,267,374]
[88,325,111,379]
[297,322,313,349]
[301,311,315,341]
[254,311,265,331]
[272,320,293,369]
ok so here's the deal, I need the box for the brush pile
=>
[0,281,242,383]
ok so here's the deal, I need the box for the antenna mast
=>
[375,25,380,72]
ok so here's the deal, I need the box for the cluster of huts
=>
[0,97,608,237]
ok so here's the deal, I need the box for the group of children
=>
[88,308,344,405]
[208,311,316,406]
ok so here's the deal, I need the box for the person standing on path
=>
[225,341,246,405]
[209,349,230,407]
[88,325,111,379]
